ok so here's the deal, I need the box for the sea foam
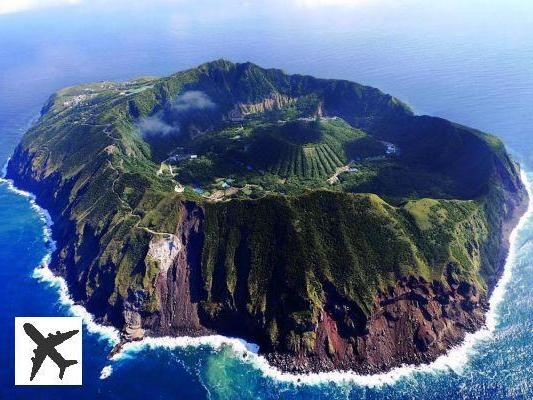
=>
[0,168,120,344]
[99,365,113,380]
[3,160,532,387]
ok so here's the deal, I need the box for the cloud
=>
[139,91,216,137]
[293,0,376,8]
[138,115,177,137]
[0,0,377,16]
[0,0,83,15]
[170,91,215,113]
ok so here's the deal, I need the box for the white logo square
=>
[15,317,82,385]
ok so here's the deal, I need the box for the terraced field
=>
[181,117,385,183]
[158,111,400,199]
[251,134,349,179]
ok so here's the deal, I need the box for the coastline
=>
[2,164,531,386]
[0,172,120,344]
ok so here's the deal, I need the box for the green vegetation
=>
[8,60,525,354]
[171,117,371,186]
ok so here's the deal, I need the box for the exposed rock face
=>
[123,310,145,341]
[147,234,181,275]
[227,93,296,121]
[239,93,296,115]
[146,202,210,337]
[266,274,488,374]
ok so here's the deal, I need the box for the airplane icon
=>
[23,322,79,381]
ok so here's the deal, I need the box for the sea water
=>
[1,1,532,398]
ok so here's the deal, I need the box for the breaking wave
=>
[99,365,113,380]
[0,167,120,344]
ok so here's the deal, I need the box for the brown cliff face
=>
[140,202,211,337]
[264,272,487,374]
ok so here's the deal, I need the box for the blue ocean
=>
[1,1,532,398]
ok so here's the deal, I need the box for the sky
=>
[0,0,81,15]
[0,0,381,15]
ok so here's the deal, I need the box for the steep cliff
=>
[6,60,528,373]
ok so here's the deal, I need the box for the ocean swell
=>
[3,165,531,387]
